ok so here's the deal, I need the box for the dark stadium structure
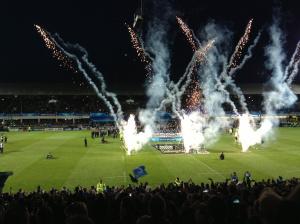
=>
[0,83,300,131]
[0,83,145,130]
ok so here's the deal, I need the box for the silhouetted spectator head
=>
[148,194,166,218]
[286,184,300,223]
[288,184,300,205]
[136,215,151,224]
[65,202,88,219]
[35,204,54,224]
[4,202,29,224]
[120,196,136,220]
[0,204,5,223]
[66,215,95,224]
[257,188,282,224]
[207,196,227,223]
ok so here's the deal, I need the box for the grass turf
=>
[0,128,300,192]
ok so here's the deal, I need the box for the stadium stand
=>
[0,83,300,129]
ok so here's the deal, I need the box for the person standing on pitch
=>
[84,137,88,147]
[0,142,4,153]
[220,152,225,160]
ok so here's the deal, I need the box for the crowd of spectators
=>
[0,176,299,224]
[0,95,145,114]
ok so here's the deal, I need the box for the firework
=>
[34,25,76,72]
[185,81,202,110]
[126,24,150,63]
[228,19,253,70]
[126,24,153,77]
[176,16,197,52]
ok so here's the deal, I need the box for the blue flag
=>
[133,165,147,179]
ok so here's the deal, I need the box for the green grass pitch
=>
[1,128,300,192]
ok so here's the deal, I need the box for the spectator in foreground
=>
[0,175,298,224]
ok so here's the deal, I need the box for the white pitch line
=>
[101,171,228,181]
[122,155,127,184]
[102,175,127,179]
[192,156,226,179]
[123,171,127,184]
[285,170,300,173]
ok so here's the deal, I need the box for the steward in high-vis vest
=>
[96,179,106,193]
[174,177,181,186]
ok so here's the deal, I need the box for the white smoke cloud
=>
[180,112,205,153]
[121,114,153,155]
[198,22,232,145]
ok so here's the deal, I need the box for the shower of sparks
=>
[182,39,214,109]
[126,24,150,64]
[176,16,197,52]
[126,24,152,77]
[185,81,202,110]
[228,19,253,70]
[34,24,77,72]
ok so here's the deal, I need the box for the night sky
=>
[2,0,300,88]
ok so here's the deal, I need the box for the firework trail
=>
[126,24,153,76]
[83,54,123,119]
[176,16,198,51]
[286,41,300,84]
[126,24,150,63]
[221,74,248,113]
[215,75,240,115]
[35,25,123,127]
[34,25,77,72]
[229,31,261,76]
[53,34,124,120]
[227,19,253,71]
[220,26,261,114]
